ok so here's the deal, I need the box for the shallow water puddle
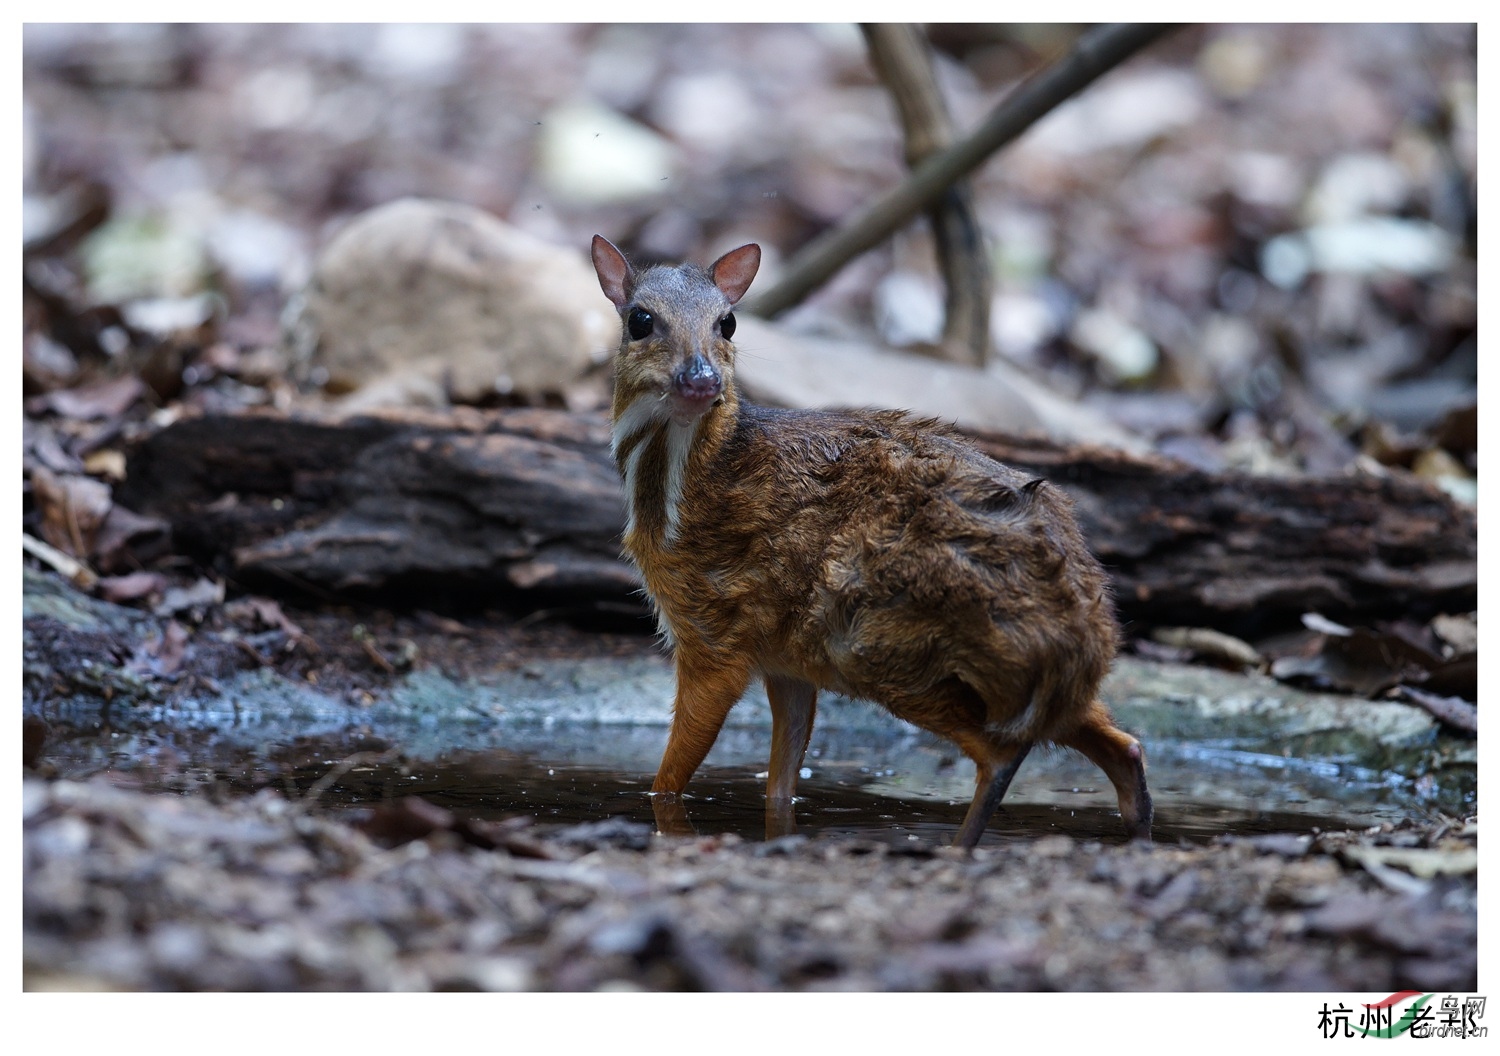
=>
[44,722,1431,848]
[315,756,1366,846]
[34,652,1468,846]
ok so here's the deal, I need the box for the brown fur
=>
[591,236,1152,846]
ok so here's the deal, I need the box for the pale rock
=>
[990,290,1058,363]
[733,316,1144,452]
[81,212,208,303]
[236,67,316,130]
[1228,151,1304,210]
[206,209,306,290]
[369,23,467,84]
[292,198,615,408]
[989,207,1054,280]
[1197,29,1273,99]
[122,294,217,336]
[652,72,759,155]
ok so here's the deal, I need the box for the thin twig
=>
[862,23,992,365]
[22,531,98,589]
[360,635,397,674]
[749,23,1183,319]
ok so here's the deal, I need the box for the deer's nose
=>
[673,353,721,401]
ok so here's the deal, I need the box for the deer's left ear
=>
[591,235,633,309]
[710,244,761,306]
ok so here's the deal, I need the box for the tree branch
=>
[748,23,1182,319]
[862,23,992,365]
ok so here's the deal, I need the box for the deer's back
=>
[644,404,1116,726]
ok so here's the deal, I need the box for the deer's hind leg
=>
[764,674,818,838]
[952,737,1034,849]
[895,680,1036,850]
[1058,699,1153,841]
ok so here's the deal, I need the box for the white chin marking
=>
[612,394,695,544]
[613,395,664,540]
[620,441,645,539]
[662,420,695,542]
[611,395,668,460]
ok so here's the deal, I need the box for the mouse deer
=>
[591,235,1152,847]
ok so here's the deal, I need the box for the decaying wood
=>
[969,433,1477,635]
[862,23,991,365]
[121,408,1476,633]
[119,407,636,604]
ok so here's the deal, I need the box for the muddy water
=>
[307,755,1366,846]
[42,711,1448,848]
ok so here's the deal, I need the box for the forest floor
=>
[21,772,1480,993]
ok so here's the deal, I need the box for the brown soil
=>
[23,775,1476,992]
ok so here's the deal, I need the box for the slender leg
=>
[650,789,695,837]
[1060,700,1153,841]
[953,741,1033,849]
[651,653,751,835]
[764,675,817,838]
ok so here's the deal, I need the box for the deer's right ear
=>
[710,243,761,306]
[591,235,632,309]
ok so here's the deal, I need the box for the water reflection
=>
[37,725,1447,847]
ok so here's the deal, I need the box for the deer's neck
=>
[612,385,739,551]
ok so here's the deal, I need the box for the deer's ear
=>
[591,235,633,308]
[709,244,761,306]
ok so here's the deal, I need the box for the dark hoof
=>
[1125,785,1154,842]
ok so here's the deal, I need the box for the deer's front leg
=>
[651,652,751,835]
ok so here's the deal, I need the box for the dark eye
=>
[719,313,736,340]
[627,308,653,341]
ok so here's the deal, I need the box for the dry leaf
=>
[128,620,190,679]
[96,570,169,604]
[90,503,171,572]
[224,596,305,641]
[26,375,147,420]
[30,465,113,557]
[1430,612,1477,654]
[155,577,225,617]
[1397,685,1477,734]
[1151,626,1261,668]
[1273,616,1445,697]
[22,420,84,475]
[1343,843,1477,880]
[83,449,128,481]
[1301,612,1352,636]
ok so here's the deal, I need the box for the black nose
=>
[673,353,722,400]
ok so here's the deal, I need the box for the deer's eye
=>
[719,313,736,340]
[627,308,653,341]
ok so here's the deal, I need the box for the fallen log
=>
[968,434,1476,636]
[120,407,1476,633]
[120,407,637,605]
